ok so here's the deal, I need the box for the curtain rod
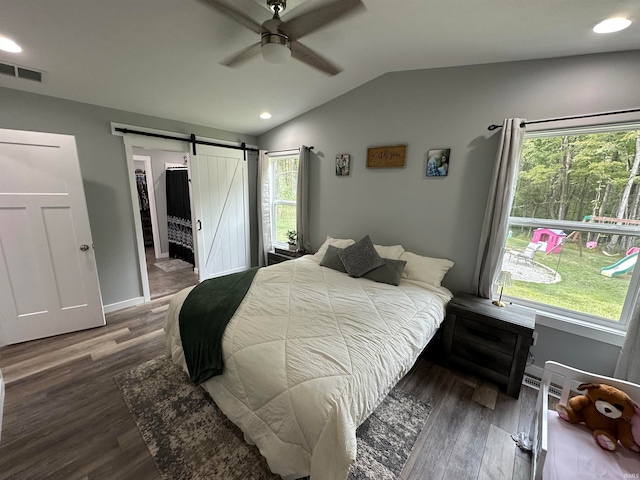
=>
[266,146,314,155]
[114,127,259,157]
[487,107,640,131]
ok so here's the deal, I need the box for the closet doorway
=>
[131,148,198,300]
[115,123,253,304]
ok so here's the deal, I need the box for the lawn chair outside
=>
[511,242,542,265]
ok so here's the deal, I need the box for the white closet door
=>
[191,145,250,281]
[0,128,105,345]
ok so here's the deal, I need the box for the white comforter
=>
[165,255,451,480]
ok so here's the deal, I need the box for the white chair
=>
[513,242,542,265]
[531,361,640,480]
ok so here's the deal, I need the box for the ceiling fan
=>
[206,0,365,76]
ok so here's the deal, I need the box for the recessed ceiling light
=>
[260,112,272,119]
[0,37,22,53]
[593,17,632,34]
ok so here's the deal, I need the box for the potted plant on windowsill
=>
[286,230,297,252]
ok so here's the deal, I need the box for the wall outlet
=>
[532,331,538,346]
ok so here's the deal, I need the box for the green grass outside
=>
[504,235,632,320]
[274,204,296,244]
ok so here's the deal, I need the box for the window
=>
[270,153,299,245]
[503,125,640,330]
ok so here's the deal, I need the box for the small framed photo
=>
[336,154,350,176]
[426,149,450,177]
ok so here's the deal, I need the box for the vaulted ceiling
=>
[1,0,639,136]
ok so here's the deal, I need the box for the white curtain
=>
[296,145,311,253]
[473,118,526,298]
[615,293,640,383]
[257,150,272,267]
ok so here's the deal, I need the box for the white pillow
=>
[313,236,355,260]
[374,244,405,260]
[400,251,454,287]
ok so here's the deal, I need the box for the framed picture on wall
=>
[336,154,350,176]
[366,145,406,168]
[426,149,450,177]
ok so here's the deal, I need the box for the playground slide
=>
[600,252,638,278]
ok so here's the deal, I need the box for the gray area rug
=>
[154,258,193,273]
[115,356,431,480]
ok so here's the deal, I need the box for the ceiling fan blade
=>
[280,0,365,40]
[220,42,262,67]
[203,0,264,34]
[290,41,341,76]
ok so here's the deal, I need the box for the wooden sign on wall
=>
[366,145,407,168]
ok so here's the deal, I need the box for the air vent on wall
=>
[0,61,43,82]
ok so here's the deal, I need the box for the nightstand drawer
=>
[454,317,517,355]
[443,293,535,398]
[267,249,307,266]
[267,252,288,265]
[451,337,513,377]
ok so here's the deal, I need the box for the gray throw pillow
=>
[320,245,347,273]
[338,235,385,277]
[363,259,407,286]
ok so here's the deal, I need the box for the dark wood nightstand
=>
[442,293,535,398]
[267,247,306,266]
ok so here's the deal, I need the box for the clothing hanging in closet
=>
[135,170,153,248]
[166,169,194,265]
[135,170,150,211]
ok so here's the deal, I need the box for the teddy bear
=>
[556,382,639,452]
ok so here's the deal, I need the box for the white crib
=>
[532,361,640,479]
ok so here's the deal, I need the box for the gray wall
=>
[0,87,257,307]
[258,50,640,374]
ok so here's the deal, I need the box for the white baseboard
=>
[158,252,169,259]
[103,296,145,314]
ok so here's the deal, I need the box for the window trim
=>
[268,151,299,248]
[503,122,640,333]
[502,297,627,347]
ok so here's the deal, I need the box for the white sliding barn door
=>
[0,129,105,345]
[191,145,250,281]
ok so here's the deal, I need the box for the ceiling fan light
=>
[261,33,291,65]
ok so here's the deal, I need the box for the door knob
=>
[80,244,90,251]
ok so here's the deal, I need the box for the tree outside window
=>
[505,126,640,327]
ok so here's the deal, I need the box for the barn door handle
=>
[197,220,202,231]
[80,244,89,251]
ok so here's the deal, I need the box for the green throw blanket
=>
[179,267,260,385]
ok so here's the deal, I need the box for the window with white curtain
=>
[270,153,299,245]
[503,124,640,330]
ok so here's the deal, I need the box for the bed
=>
[531,361,640,480]
[165,239,453,479]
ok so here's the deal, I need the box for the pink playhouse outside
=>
[532,228,566,253]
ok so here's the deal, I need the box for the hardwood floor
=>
[0,295,536,480]
[146,248,198,299]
